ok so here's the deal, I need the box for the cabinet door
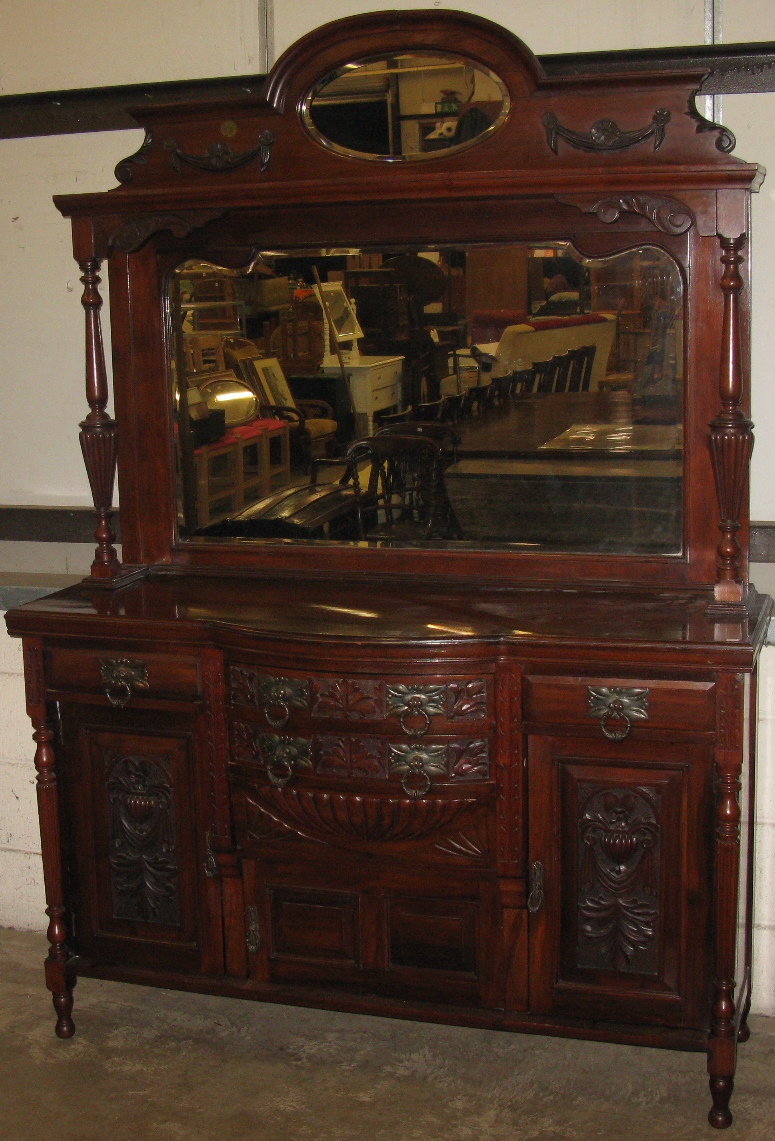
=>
[60,705,222,975]
[527,734,712,1028]
[243,855,501,1007]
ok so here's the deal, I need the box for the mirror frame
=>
[53,9,761,597]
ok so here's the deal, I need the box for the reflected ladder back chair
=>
[552,352,573,393]
[532,358,555,394]
[580,343,597,391]
[345,434,462,541]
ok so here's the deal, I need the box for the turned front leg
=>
[707,672,746,1128]
[32,711,75,1037]
[24,637,75,1038]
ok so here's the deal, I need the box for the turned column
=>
[708,235,754,614]
[78,257,121,580]
[707,672,745,1129]
[23,640,75,1038]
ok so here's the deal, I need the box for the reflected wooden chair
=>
[414,397,446,421]
[376,421,460,466]
[224,338,338,469]
[374,406,414,429]
[580,343,597,391]
[532,358,555,394]
[552,352,573,393]
[344,434,462,541]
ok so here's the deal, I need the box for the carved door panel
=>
[60,706,221,974]
[242,856,502,1007]
[527,734,712,1027]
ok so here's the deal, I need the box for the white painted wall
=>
[0,0,265,509]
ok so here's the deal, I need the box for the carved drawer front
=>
[230,721,493,797]
[228,663,492,734]
[524,675,715,737]
[46,646,202,707]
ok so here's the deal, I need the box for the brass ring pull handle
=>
[399,763,432,800]
[399,700,432,738]
[99,658,149,709]
[588,686,649,742]
[266,755,294,788]
[264,701,290,730]
[527,860,545,914]
[599,706,632,741]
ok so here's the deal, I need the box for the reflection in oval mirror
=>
[198,377,258,426]
[303,53,510,161]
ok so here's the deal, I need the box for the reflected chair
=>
[344,434,463,540]
[552,352,573,393]
[414,397,446,421]
[376,421,460,466]
[224,338,338,469]
[580,343,597,391]
[532,358,555,394]
[374,406,415,429]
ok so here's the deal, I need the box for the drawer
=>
[523,674,715,735]
[45,646,203,706]
[371,380,401,410]
[366,362,402,388]
[228,664,492,732]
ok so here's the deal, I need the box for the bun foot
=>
[708,1077,733,1129]
[738,1019,751,1043]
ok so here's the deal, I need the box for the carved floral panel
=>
[576,784,661,974]
[104,750,180,925]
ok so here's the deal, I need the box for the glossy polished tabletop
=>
[6,571,771,659]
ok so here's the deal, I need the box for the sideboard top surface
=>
[5,574,771,663]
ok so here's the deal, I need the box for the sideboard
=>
[5,10,771,1129]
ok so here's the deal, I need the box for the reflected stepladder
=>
[169,241,683,555]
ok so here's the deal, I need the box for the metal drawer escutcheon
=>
[588,686,649,741]
[99,658,150,708]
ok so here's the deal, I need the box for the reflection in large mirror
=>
[169,242,683,553]
[303,52,510,160]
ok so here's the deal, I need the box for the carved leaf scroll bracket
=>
[107,209,227,255]
[686,98,736,154]
[163,130,275,174]
[114,130,154,184]
[556,193,695,235]
[543,109,670,154]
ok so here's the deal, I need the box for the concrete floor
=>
[2,928,774,1141]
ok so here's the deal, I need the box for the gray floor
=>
[2,928,774,1141]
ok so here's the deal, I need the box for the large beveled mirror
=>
[302,52,510,161]
[168,241,684,554]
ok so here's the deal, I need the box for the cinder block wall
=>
[2,616,774,1013]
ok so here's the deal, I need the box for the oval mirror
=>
[303,52,509,161]
[199,377,258,426]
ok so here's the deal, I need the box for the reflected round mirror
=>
[198,377,258,426]
[303,52,509,161]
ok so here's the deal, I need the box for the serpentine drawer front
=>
[523,675,716,736]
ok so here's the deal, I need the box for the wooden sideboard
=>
[5,10,771,1130]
